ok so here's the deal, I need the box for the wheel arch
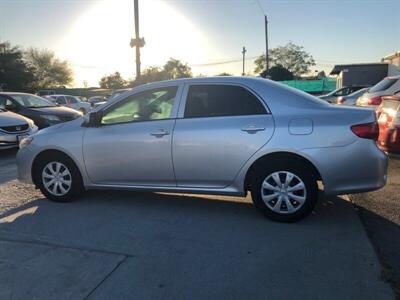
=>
[244,151,322,192]
[31,149,83,187]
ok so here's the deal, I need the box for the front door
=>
[83,85,181,186]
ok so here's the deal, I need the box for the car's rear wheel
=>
[34,154,84,202]
[250,161,318,222]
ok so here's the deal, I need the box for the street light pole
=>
[130,0,145,80]
[242,46,247,76]
[265,15,269,73]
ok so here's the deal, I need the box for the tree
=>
[130,58,192,86]
[99,72,127,89]
[216,72,232,76]
[163,58,192,79]
[254,42,315,77]
[134,66,168,85]
[0,41,34,91]
[260,65,293,81]
[25,48,73,89]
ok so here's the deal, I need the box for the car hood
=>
[0,110,31,126]
[25,106,81,117]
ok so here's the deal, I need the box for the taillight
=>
[337,97,345,104]
[351,122,379,140]
[368,96,383,106]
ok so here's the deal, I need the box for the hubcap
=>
[261,171,307,214]
[42,162,72,196]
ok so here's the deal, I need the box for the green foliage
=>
[0,42,34,91]
[216,72,232,76]
[99,72,127,89]
[132,58,192,86]
[254,42,315,77]
[260,64,293,81]
[25,48,73,89]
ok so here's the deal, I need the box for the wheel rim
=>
[261,171,307,214]
[42,162,72,196]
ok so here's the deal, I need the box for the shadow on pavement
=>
[355,204,400,298]
[0,190,395,299]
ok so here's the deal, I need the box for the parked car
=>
[36,90,56,97]
[356,76,400,108]
[319,85,369,103]
[87,96,108,107]
[336,87,370,105]
[377,95,400,153]
[0,92,82,129]
[17,77,387,222]
[0,108,38,150]
[46,95,91,114]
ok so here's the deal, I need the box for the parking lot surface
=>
[0,151,394,299]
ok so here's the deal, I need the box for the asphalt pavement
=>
[0,150,394,299]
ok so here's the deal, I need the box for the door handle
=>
[150,129,170,137]
[241,125,265,133]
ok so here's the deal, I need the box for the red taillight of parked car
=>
[351,122,379,140]
[336,97,345,105]
[368,96,383,106]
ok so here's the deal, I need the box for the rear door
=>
[172,83,274,188]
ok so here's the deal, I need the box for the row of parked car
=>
[0,89,131,150]
[319,75,400,153]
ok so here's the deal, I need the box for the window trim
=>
[96,84,183,127]
[177,82,271,119]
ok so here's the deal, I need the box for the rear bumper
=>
[303,139,388,196]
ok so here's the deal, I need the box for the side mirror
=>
[85,111,103,127]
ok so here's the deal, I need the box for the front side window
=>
[67,96,78,104]
[184,85,267,118]
[101,86,178,125]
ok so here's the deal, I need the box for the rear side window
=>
[184,85,267,118]
[56,97,66,105]
[67,96,78,104]
[369,78,398,93]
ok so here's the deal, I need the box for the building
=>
[330,63,400,88]
[382,51,400,68]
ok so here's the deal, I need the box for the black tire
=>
[34,153,84,202]
[79,108,86,114]
[250,160,318,222]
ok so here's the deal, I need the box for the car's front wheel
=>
[34,154,84,202]
[250,162,318,222]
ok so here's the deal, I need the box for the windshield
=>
[369,78,398,93]
[10,94,56,108]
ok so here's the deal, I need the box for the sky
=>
[0,0,399,87]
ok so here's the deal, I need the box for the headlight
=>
[41,115,60,121]
[19,136,33,149]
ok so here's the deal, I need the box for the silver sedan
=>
[16,77,388,222]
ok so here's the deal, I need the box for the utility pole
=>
[265,15,269,73]
[242,46,247,76]
[130,0,145,80]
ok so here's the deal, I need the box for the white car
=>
[0,108,38,150]
[47,95,91,114]
[356,76,400,108]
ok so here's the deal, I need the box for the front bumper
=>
[16,147,36,184]
[0,127,38,150]
[303,139,388,196]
